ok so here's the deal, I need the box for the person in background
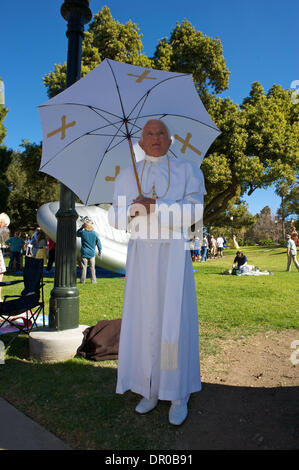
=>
[232,251,248,270]
[46,238,56,272]
[0,248,5,302]
[0,213,10,252]
[194,237,201,261]
[0,245,6,302]
[189,238,195,261]
[35,231,48,265]
[222,235,227,248]
[216,235,224,257]
[200,235,209,262]
[290,225,298,246]
[210,235,217,258]
[31,227,41,258]
[0,214,9,301]
[24,234,33,256]
[286,234,299,272]
[6,232,25,272]
[77,221,102,284]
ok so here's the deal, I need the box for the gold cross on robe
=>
[174,132,202,156]
[127,70,157,83]
[47,115,76,140]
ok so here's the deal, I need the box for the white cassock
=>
[108,153,206,401]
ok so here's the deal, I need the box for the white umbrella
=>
[38,59,220,205]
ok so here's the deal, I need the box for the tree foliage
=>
[202,83,299,223]
[153,19,230,99]
[0,146,13,212]
[275,179,299,223]
[5,141,60,232]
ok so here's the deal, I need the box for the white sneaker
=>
[135,397,158,414]
[169,402,188,426]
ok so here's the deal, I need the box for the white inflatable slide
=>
[37,202,129,275]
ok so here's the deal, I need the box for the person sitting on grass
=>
[232,251,248,270]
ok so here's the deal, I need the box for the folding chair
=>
[0,256,45,346]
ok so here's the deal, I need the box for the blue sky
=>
[1,0,298,216]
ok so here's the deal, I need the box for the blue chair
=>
[0,257,45,346]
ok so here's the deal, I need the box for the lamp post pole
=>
[49,0,92,331]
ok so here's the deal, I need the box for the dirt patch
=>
[172,330,299,450]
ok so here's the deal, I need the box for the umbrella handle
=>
[124,121,142,195]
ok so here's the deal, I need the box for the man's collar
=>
[145,153,168,163]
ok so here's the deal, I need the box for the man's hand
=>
[130,195,156,217]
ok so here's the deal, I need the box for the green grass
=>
[0,246,298,449]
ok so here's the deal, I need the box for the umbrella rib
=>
[128,93,152,133]
[39,102,122,121]
[101,135,129,154]
[39,128,126,170]
[126,74,188,121]
[106,60,127,121]
[88,108,127,135]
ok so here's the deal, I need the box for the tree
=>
[201,96,248,223]
[276,180,298,221]
[0,146,13,212]
[241,83,298,193]
[5,141,60,232]
[153,19,230,100]
[245,206,279,243]
[207,197,256,243]
[202,83,299,223]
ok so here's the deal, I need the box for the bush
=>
[258,239,275,246]
[244,239,256,246]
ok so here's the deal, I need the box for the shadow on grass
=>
[1,335,298,451]
[173,381,299,450]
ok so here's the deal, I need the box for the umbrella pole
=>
[124,120,142,195]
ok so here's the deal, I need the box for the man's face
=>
[139,121,171,157]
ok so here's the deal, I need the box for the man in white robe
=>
[108,119,205,425]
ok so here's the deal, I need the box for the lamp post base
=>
[29,324,88,362]
[49,286,79,331]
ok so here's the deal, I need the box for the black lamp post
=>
[49,0,92,331]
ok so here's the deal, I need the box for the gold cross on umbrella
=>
[105,166,120,182]
[127,70,157,83]
[47,115,76,140]
[174,132,202,156]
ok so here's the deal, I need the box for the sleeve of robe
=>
[154,162,206,232]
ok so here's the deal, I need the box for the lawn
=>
[0,246,298,449]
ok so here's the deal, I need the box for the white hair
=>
[140,119,171,142]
